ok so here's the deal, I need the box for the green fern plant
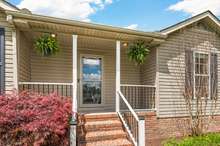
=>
[127,40,150,65]
[34,34,59,56]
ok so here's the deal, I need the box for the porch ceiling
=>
[16,20,163,45]
[23,31,117,51]
[6,10,166,45]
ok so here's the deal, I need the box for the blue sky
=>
[89,0,187,31]
[7,0,220,31]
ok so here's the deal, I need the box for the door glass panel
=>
[82,57,102,104]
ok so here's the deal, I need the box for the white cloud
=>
[17,0,113,21]
[83,58,100,65]
[83,73,101,80]
[124,24,138,30]
[168,0,220,16]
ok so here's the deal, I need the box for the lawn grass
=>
[163,133,220,146]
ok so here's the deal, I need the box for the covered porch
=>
[12,13,163,113]
[6,11,166,145]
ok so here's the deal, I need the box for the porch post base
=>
[70,119,77,146]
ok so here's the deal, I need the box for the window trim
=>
[193,51,211,99]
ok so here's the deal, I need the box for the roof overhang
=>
[0,0,19,11]
[5,10,166,44]
[161,11,220,35]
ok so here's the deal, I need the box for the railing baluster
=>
[61,85,64,96]
[135,86,137,108]
[66,85,68,96]
[42,84,45,94]
[47,84,49,95]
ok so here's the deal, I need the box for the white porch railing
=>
[118,84,155,145]
[18,82,73,97]
[120,84,156,110]
[117,91,145,146]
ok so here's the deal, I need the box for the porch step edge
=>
[84,120,123,131]
[80,138,133,146]
[79,112,118,120]
[80,129,127,142]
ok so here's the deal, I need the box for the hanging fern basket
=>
[127,40,150,65]
[34,34,59,57]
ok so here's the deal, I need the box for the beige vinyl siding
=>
[18,31,31,81]
[30,46,72,82]
[141,48,157,85]
[0,11,16,91]
[158,23,220,117]
[121,48,141,85]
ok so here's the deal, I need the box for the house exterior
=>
[1,1,220,145]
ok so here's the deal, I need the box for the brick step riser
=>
[84,125,124,132]
[79,134,127,142]
[80,117,119,122]
[81,114,118,119]
[80,142,133,146]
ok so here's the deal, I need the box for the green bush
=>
[164,133,220,146]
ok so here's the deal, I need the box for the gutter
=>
[3,0,20,11]
[5,10,167,40]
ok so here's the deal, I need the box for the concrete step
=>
[84,120,123,132]
[80,129,127,142]
[79,113,119,122]
[80,138,133,146]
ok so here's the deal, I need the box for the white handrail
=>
[118,91,139,121]
[120,84,156,88]
[118,112,138,146]
[117,90,145,146]
[19,82,73,86]
[117,90,139,146]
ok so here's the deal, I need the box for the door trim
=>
[0,28,5,94]
[79,54,105,108]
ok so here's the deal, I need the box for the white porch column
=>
[116,40,120,112]
[12,30,18,90]
[138,117,145,146]
[70,35,78,146]
[72,34,78,120]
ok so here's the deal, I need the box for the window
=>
[194,53,209,98]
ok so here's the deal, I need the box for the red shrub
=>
[0,91,72,146]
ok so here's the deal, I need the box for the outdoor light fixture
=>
[123,42,128,47]
[51,33,56,38]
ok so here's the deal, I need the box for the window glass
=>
[194,53,209,98]
[82,57,102,104]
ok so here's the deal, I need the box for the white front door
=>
[80,55,103,107]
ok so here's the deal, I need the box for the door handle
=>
[77,79,80,83]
